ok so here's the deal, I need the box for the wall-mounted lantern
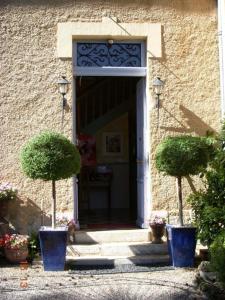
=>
[57,76,70,109]
[57,76,70,130]
[153,76,164,128]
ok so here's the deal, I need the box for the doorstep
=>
[74,228,152,244]
[67,242,168,257]
[66,254,170,267]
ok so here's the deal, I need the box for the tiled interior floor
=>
[79,208,136,229]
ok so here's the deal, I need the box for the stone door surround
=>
[56,16,162,228]
[57,17,162,59]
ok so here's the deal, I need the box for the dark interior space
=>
[76,76,139,228]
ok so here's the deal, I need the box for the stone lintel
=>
[57,17,162,59]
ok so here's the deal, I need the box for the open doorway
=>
[76,77,140,228]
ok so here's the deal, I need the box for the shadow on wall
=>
[0,0,216,14]
[151,0,216,13]
[9,196,51,234]
[160,104,216,136]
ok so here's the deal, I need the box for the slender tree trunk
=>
[52,180,56,229]
[176,176,184,226]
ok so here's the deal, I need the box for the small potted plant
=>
[155,135,213,267]
[1,234,29,263]
[56,212,77,244]
[149,216,166,244]
[20,131,81,271]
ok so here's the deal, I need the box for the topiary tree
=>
[155,135,213,226]
[20,131,81,229]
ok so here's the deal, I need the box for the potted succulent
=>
[155,135,213,267]
[20,131,81,271]
[149,216,166,244]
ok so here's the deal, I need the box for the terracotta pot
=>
[150,224,165,244]
[5,247,28,263]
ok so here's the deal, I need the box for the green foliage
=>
[188,125,225,245]
[20,131,81,181]
[155,135,213,177]
[210,231,225,287]
[188,192,225,245]
[0,183,17,201]
[28,231,40,262]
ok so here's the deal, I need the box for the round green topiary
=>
[155,135,212,177]
[20,131,81,181]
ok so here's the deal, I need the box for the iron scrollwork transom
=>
[76,43,142,67]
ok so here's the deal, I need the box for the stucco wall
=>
[0,0,220,232]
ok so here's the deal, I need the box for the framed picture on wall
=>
[103,132,123,156]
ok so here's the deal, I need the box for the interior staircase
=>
[66,229,170,267]
[77,77,136,134]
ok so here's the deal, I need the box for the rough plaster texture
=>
[0,0,221,233]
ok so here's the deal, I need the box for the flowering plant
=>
[0,183,17,201]
[56,212,76,228]
[0,234,28,250]
[150,216,166,226]
[56,215,71,227]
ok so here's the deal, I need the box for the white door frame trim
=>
[72,42,151,229]
[74,67,147,77]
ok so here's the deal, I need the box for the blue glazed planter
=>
[166,224,173,265]
[39,227,68,271]
[169,226,197,268]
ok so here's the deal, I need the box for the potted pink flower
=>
[149,216,166,244]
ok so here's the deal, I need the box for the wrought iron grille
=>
[76,43,142,67]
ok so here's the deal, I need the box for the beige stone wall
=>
[0,0,220,232]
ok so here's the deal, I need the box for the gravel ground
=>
[0,264,206,300]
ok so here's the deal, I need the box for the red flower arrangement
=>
[0,234,28,250]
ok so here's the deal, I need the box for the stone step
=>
[67,242,168,257]
[66,254,170,267]
[74,229,151,244]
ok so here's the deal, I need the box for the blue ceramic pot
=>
[167,226,196,267]
[39,227,68,271]
[166,224,173,265]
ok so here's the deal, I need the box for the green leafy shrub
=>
[188,191,225,246]
[210,231,225,287]
[27,231,40,262]
[20,131,81,228]
[188,129,225,245]
[0,183,17,201]
[155,135,213,226]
